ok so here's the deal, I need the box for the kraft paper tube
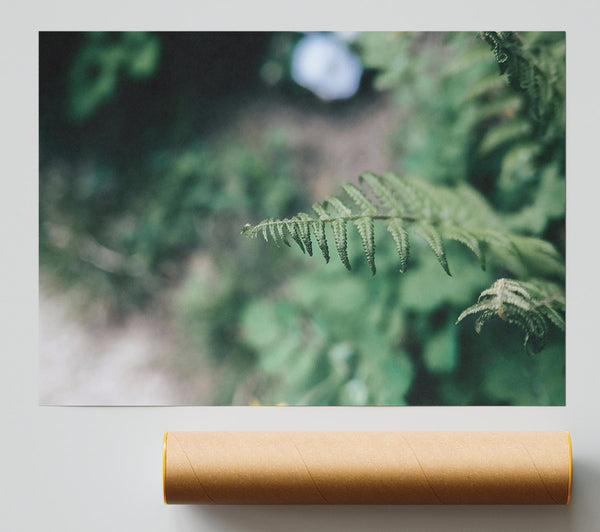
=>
[163,431,572,505]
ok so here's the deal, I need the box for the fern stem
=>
[251,214,420,232]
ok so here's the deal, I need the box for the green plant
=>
[40,31,565,406]
[243,31,565,363]
[480,31,565,128]
[356,32,565,225]
[456,277,565,354]
[242,171,564,353]
[39,131,302,311]
[68,32,161,120]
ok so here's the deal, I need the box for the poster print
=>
[39,32,565,405]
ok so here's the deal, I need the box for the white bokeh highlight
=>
[291,33,363,101]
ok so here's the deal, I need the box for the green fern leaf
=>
[519,279,565,331]
[276,221,291,247]
[359,172,398,214]
[456,278,564,353]
[414,221,451,276]
[326,195,352,217]
[381,172,426,216]
[268,220,282,247]
[261,223,269,242]
[541,305,566,331]
[479,119,531,155]
[242,172,563,280]
[296,213,313,256]
[481,31,565,128]
[325,195,352,269]
[457,299,500,328]
[331,218,350,270]
[441,225,485,270]
[511,235,565,278]
[475,229,521,263]
[311,202,329,219]
[311,203,331,262]
[285,219,306,254]
[353,216,376,275]
[387,218,409,273]
[342,183,378,215]
[309,219,329,262]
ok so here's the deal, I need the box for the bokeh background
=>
[39,31,565,405]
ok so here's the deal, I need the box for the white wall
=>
[3,2,599,530]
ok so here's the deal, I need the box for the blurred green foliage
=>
[69,32,161,120]
[39,32,565,405]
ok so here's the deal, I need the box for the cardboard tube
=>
[163,431,572,505]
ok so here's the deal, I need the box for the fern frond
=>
[242,172,563,278]
[456,278,564,353]
[481,31,565,127]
